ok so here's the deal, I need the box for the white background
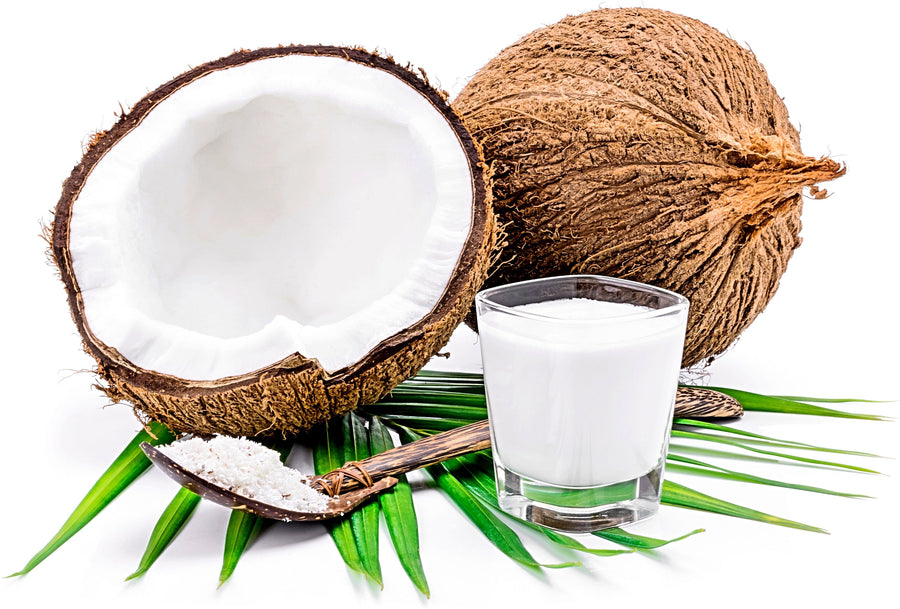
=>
[1,1,898,607]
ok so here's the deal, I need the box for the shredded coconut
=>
[157,435,329,513]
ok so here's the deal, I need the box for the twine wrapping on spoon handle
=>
[312,420,492,495]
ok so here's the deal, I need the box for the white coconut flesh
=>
[68,55,474,381]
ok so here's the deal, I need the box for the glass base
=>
[494,459,664,533]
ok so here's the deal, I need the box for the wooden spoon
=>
[141,386,740,521]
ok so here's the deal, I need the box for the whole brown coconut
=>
[454,8,844,366]
[52,46,494,437]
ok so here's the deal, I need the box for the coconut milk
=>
[478,297,687,487]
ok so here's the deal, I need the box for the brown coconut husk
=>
[52,46,495,437]
[454,8,844,366]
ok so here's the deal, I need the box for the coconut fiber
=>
[454,8,844,365]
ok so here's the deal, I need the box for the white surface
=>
[0,1,897,608]
[70,53,474,379]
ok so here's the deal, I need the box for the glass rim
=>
[475,275,689,325]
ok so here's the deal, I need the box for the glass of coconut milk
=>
[475,275,689,532]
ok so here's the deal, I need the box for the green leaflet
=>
[363,403,488,420]
[126,487,201,580]
[369,416,429,597]
[702,387,888,420]
[665,454,871,499]
[769,395,892,404]
[673,418,882,458]
[593,526,705,549]
[313,417,364,576]
[219,510,266,587]
[394,383,485,394]
[539,528,635,557]
[364,414,476,432]
[667,443,785,465]
[441,454,496,502]
[393,374,486,393]
[430,464,578,571]
[343,413,382,587]
[9,421,176,577]
[411,370,484,380]
[218,439,293,586]
[661,479,826,533]
[380,390,487,407]
[670,429,881,473]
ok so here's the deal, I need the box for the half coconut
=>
[52,46,494,437]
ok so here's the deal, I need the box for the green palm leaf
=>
[369,416,429,597]
[593,527,705,549]
[343,413,382,587]
[666,454,870,498]
[9,421,175,577]
[218,439,293,586]
[363,403,487,420]
[703,387,888,420]
[674,419,881,458]
[366,414,476,432]
[670,429,880,473]
[126,487,201,581]
[770,395,892,404]
[661,479,826,533]
[412,370,484,380]
[14,374,884,593]
[380,390,487,407]
[667,443,784,465]
[219,510,267,587]
[312,417,365,576]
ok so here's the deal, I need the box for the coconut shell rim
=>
[52,44,493,399]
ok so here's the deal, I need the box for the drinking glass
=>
[475,275,689,532]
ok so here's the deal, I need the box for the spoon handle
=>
[313,419,491,495]
[313,386,742,495]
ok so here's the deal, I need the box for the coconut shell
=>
[454,8,844,366]
[52,46,495,437]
